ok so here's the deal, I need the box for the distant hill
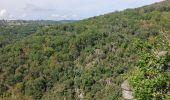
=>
[0,20,77,48]
[0,20,77,25]
[0,0,170,100]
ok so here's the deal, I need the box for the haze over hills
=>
[0,0,162,20]
[0,20,77,25]
[0,0,170,100]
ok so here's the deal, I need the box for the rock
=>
[121,80,131,91]
[121,80,134,100]
[158,51,168,56]
[79,93,84,100]
[106,78,112,85]
[75,88,84,100]
[122,90,134,100]
[94,49,104,56]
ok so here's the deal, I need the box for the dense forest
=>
[0,0,170,100]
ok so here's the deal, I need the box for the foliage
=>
[129,39,170,100]
[0,0,170,100]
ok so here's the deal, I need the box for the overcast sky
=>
[0,0,163,20]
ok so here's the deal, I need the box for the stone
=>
[158,51,168,56]
[79,93,84,99]
[121,80,134,100]
[121,80,131,91]
[122,90,134,100]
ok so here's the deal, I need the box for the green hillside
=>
[0,0,170,100]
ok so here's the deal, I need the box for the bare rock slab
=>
[121,80,134,100]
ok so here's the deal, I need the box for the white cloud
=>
[0,0,164,20]
[72,14,78,18]
[22,13,27,17]
[9,14,15,19]
[51,14,79,20]
[61,15,68,19]
[51,14,69,20]
[51,14,60,18]
[0,9,8,18]
[24,3,57,12]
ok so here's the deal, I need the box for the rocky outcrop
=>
[121,80,134,100]
[158,51,168,56]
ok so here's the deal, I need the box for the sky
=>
[0,0,163,20]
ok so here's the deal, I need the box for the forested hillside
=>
[0,0,170,100]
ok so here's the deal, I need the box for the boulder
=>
[158,51,168,56]
[121,80,135,100]
[121,80,131,91]
[122,90,134,100]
